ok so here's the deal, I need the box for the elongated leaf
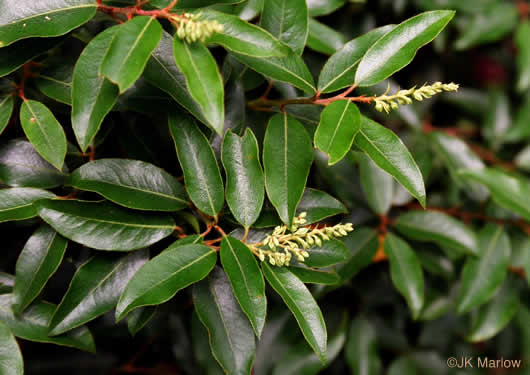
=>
[262,263,327,363]
[0,0,97,47]
[303,239,349,268]
[459,168,530,221]
[20,100,67,170]
[359,154,394,215]
[0,139,68,188]
[72,26,119,152]
[36,199,175,251]
[0,187,55,222]
[12,225,67,315]
[515,145,530,172]
[296,188,346,224]
[318,25,394,93]
[456,224,511,314]
[116,243,216,320]
[220,236,266,337]
[336,227,379,282]
[354,116,426,206]
[199,10,288,57]
[173,36,224,135]
[0,272,15,294]
[484,90,511,150]
[395,211,478,256]
[127,306,157,336]
[512,235,530,287]
[71,159,187,211]
[315,100,360,165]
[0,95,13,135]
[0,294,94,352]
[289,266,340,285]
[193,267,256,375]
[345,316,382,375]
[0,321,23,375]
[355,11,454,86]
[307,0,345,16]
[222,129,264,228]
[232,49,316,94]
[169,112,224,217]
[306,18,346,55]
[263,113,313,226]
[49,250,148,335]
[101,17,162,92]
[516,21,530,92]
[261,0,308,55]
[0,37,62,78]
[385,234,424,319]
[35,63,73,105]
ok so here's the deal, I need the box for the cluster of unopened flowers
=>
[247,212,354,267]
[373,82,459,113]
[173,13,224,43]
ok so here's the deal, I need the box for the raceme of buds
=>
[173,13,224,43]
[373,82,459,114]
[247,212,354,267]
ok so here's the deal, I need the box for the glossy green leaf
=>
[307,0,345,16]
[419,294,452,321]
[100,16,162,92]
[169,112,224,217]
[303,239,349,268]
[0,272,15,294]
[127,306,157,336]
[429,131,489,202]
[355,11,454,86]
[484,90,511,150]
[72,26,119,152]
[359,154,394,215]
[12,225,67,315]
[0,95,13,135]
[417,250,454,281]
[0,139,67,188]
[306,18,346,55]
[0,294,95,352]
[263,113,313,226]
[315,100,360,165]
[199,10,288,57]
[193,267,256,375]
[456,224,511,314]
[385,234,424,319]
[459,168,530,221]
[395,211,478,256]
[296,188,346,225]
[262,263,327,363]
[220,236,266,337]
[36,199,175,251]
[515,145,530,172]
[467,277,520,343]
[0,321,23,375]
[221,129,264,228]
[0,0,97,47]
[173,36,224,135]
[232,48,316,94]
[35,63,73,105]
[0,187,55,222]
[354,116,426,207]
[345,316,382,375]
[49,250,148,335]
[261,0,308,55]
[512,234,530,287]
[336,227,379,282]
[71,159,187,212]
[0,37,62,78]
[20,100,67,170]
[116,243,216,320]
[318,25,394,93]
[235,0,264,20]
[516,21,530,92]
[289,266,340,285]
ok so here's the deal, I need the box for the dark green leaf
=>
[0,321,23,375]
[0,294,95,352]
[127,306,157,336]
[355,11,454,86]
[116,243,216,320]
[36,200,175,251]
[336,227,379,282]
[101,17,162,92]
[220,236,266,336]
[0,37,62,78]
[306,18,346,55]
[345,316,382,375]
[385,234,424,319]
[354,116,426,206]
[169,112,224,217]
[394,211,478,256]
[221,129,264,228]
[456,224,511,314]
[0,187,55,222]
[235,0,264,21]
[359,154,394,215]
[0,0,97,47]
[72,26,119,152]
[193,267,256,375]
[0,272,15,294]
[262,263,327,363]
[71,159,187,211]
[0,139,68,188]
[173,36,224,135]
[307,0,345,16]
[0,95,13,135]
[12,225,67,315]
[512,234,530,287]
[289,266,340,285]
[263,113,313,226]
[35,63,73,105]
[49,250,148,335]
[261,0,308,55]
[516,21,530,92]
[20,100,67,170]
[296,188,346,225]
[484,90,511,150]
[388,357,418,375]
[304,239,349,268]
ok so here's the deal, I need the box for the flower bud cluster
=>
[249,212,354,267]
[173,13,223,43]
[373,82,459,114]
